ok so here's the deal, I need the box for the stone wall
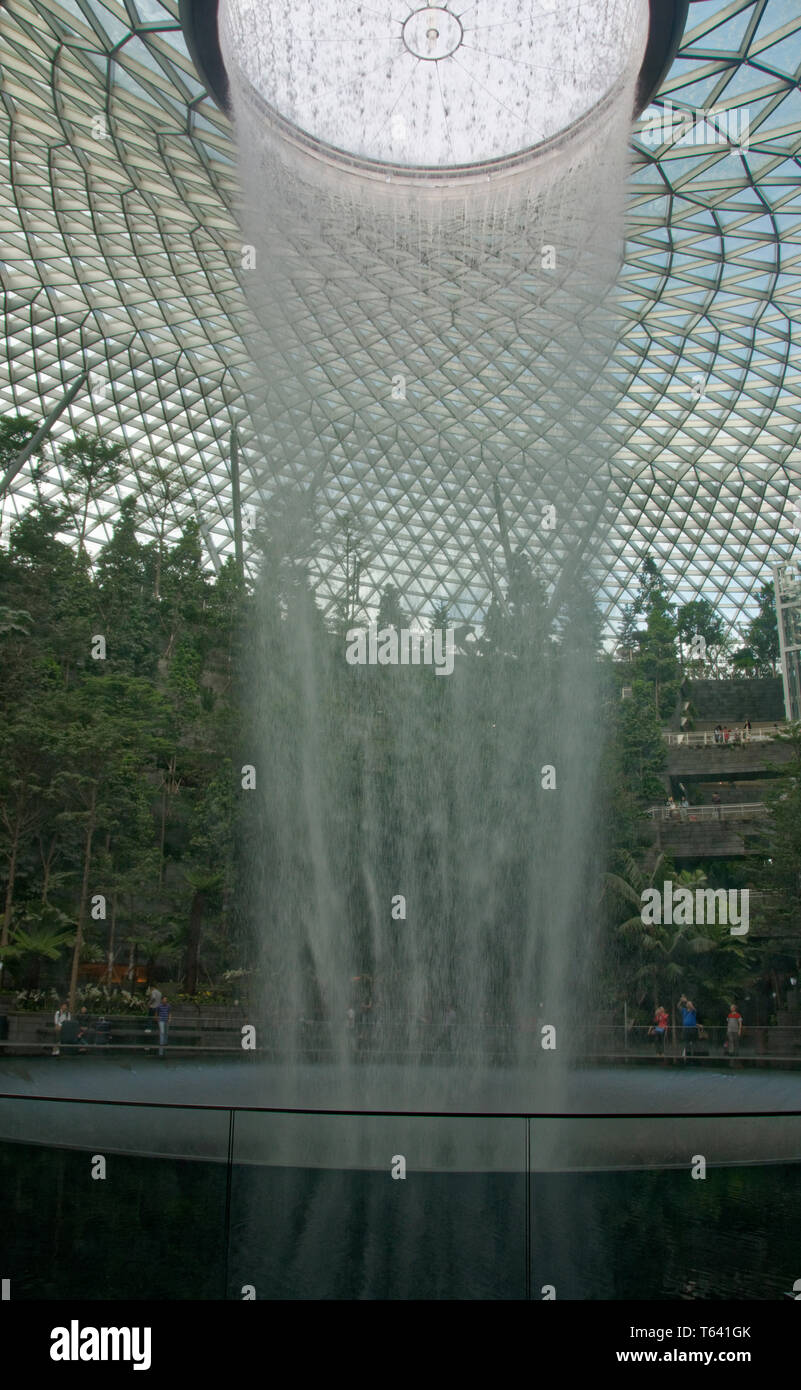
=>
[683,677,785,724]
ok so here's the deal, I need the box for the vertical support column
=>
[231,427,244,580]
[773,563,801,722]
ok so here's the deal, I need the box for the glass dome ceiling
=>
[0,0,799,636]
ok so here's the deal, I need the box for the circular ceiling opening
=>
[216,0,647,169]
[181,1,690,169]
[179,0,689,131]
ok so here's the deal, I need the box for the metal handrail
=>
[662,729,779,747]
[648,801,768,821]
[1,1089,801,1118]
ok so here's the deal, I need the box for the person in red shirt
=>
[650,1004,669,1055]
[726,1004,743,1056]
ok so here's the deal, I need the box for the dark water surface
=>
[3,1138,799,1300]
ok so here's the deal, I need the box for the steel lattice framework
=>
[0,0,799,636]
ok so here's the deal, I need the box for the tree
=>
[744,581,780,676]
[0,413,41,472]
[59,433,126,551]
[615,601,639,662]
[635,555,667,612]
[0,909,74,989]
[613,679,667,803]
[636,590,680,719]
[139,462,184,600]
[730,645,758,678]
[158,518,209,660]
[616,557,680,718]
[676,598,725,674]
[757,726,801,936]
[430,600,450,633]
[181,766,237,993]
[1,467,251,1007]
[603,855,749,1019]
[0,411,42,529]
[0,699,60,946]
[0,607,31,637]
[94,497,159,675]
[52,676,169,1009]
[4,498,95,688]
[377,583,407,630]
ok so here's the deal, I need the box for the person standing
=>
[678,994,698,1058]
[726,1003,743,1056]
[712,792,722,820]
[147,984,162,1018]
[53,1001,70,1056]
[743,719,751,742]
[651,1004,669,1055]
[156,995,172,1057]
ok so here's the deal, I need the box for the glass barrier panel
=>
[228,1110,528,1300]
[0,1097,230,1299]
[528,1115,801,1301]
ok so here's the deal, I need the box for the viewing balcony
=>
[644,802,769,857]
[662,729,793,777]
[662,728,778,746]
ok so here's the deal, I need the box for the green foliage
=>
[0,470,790,1019]
[614,558,681,719]
[614,558,781,695]
[11,984,148,1013]
[376,583,406,630]
[676,598,726,676]
[59,432,126,550]
[613,679,667,801]
[757,725,801,933]
[4,916,74,961]
[602,855,752,1015]
[743,581,780,676]
[636,590,680,719]
[0,436,246,994]
[0,413,41,470]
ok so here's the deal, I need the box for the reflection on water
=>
[2,1142,227,1300]
[3,1139,799,1300]
[531,1167,800,1301]
[230,1167,526,1300]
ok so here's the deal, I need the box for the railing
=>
[647,801,768,822]
[0,1013,243,1058]
[662,729,779,746]
[613,1023,801,1058]
[3,1016,801,1062]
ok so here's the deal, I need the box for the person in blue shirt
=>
[678,994,698,1058]
[156,996,172,1057]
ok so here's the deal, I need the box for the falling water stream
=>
[218,0,649,1109]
